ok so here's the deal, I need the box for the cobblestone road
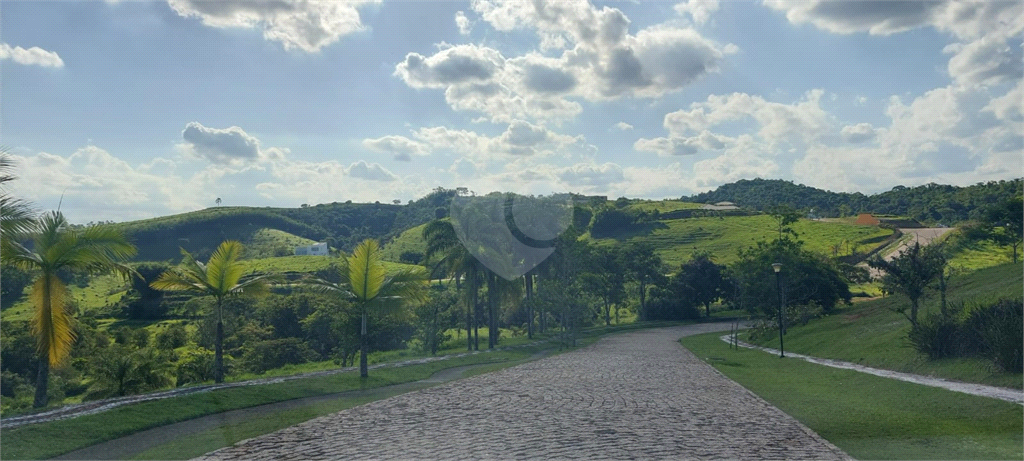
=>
[195,324,850,460]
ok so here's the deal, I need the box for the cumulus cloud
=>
[556,162,624,187]
[362,135,429,161]
[345,160,398,182]
[840,123,877,143]
[455,11,473,35]
[180,122,265,164]
[167,0,376,52]
[634,130,729,156]
[393,1,735,123]
[674,0,719,25]
[411,120,588,160]
[613,122,634,131]
[0,43,64,67]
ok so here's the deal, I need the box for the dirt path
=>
[53,350,552,461]
[862,227,954,278]
[722,335,1023,404]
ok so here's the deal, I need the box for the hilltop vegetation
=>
[684,178,1022,225]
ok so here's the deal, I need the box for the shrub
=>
[239,338,318,374]
[970,298,1023,372]
[155,323,188,350]
[908,314,962,359]
[175,347,216,386]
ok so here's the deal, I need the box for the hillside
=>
[683,178,1022,225]
[588,210,894,268]
[749,262,1024,389]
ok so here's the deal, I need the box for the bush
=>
[908,314,962,359]
[239,338,318,374]
[155,323,188,350]
[175,347,216,386]
[970,298,1023,372]
[642,288,701,321]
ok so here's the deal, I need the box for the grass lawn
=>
[380,222,429,263]
[592,215,892,267]
[748,262,1023,389]
[682,332,1023,460]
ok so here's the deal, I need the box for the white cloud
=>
[944,37,1023,87]
[167,0,376,52]
[394,1,735,123]
[345,160,398,182]
[362,135,429,161]
[556,162,624,188]
[633,130,729,157]
[179,122,267,165]
[455,11,473,35]
[0,43,64,67]
[674,0,719,25]
[840,123,877,143]
[613,122,634,131]
[411,121,589,161]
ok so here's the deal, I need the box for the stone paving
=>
[195,324,850,460]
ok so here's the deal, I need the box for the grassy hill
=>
[589,212,893,267]
[748,262,1023,389]
[380,223,429,264]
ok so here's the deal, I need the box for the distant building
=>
[701,201,739,211]
[295,242,329,256]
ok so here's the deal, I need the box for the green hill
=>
[380,223,429,264]
[588,212,893,268]
[749,262,1023,389]
[684,177,1022,225]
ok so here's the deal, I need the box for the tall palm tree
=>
[423,219,481,351]
[0,150,35,255]
[150,240,274,383]
[1,211,136,407]
[306,238,427,377]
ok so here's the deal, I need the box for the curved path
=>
[196,324,850,460]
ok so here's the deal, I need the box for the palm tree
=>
[306,238,427,377]
[423,220,481,350]
[150,240,274,383]
[0,150,35,255]
[1,211,136,407]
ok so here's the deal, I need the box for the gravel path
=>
[721,335,1024,405]
[195,323,850,460]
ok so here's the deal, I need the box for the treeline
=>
[684,178,1023,224]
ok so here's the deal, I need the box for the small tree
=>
[986,196,1023,263]
[676,251,725,318]
[867,242,945,327]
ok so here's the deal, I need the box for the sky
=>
[1,0,1021,224]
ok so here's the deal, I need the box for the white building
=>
[294,242,329,256]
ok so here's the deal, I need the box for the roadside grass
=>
[2,319,680,460]
[681,332,1023,460]
[749,262,1023,389]
[591,215,892,267]
[0,347,539,460]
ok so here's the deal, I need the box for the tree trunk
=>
[360,310,369,378]
[33,359,49,408]
[214,320,224,383]
[705,302,711,319]
[466,296,473,351]
[605,299,611,326]
[487,272,496,349]
[638,281,647,320]
[910,298,920,328]
[525,274,533,339]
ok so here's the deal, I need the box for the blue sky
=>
[2,0,1021,223]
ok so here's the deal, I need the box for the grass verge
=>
[681,332,1023,460]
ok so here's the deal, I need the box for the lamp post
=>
[771,262,785,358]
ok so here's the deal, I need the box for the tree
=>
[215,197,222,206]
[620,242,665,320]
[305,239,427,377]
[986,196,1023,263]
[867,242,945,327]
[0,150,35,258]
[423,219,483,351]
[677,251,725,318]
[150,241,275,383]
[580,246,626,326]
[1,211,136,407]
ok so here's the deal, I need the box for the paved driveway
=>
[195,324,849,460]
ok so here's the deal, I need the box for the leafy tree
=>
[676,251,725,318]
[580,246,626,326]
[728,237,851,322]
[620,242,665,319]
[986,196,1023,263]
[2,211,136,408]
[867,241,945,327]
[423,219,483,350]
[305,239,427,377]
[414,287,458,355]
[150,241,276,383]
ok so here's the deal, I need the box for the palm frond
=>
[349,239,386,302]
[31,274,76,366]
[206,240,245,292]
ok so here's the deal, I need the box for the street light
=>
[771,262,785,358]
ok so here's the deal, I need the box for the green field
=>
[590,214,893,267]
[623,200,704,213]
[380,222,429,263]
[749,262,1023,389]
[682,332,1023,460]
